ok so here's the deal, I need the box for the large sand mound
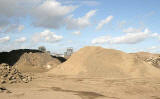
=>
[48,46,160,78]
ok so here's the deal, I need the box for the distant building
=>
[64,47,73,57]
[51,47,73,58]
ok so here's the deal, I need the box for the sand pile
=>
[0,49,42,66]
[14,52,61,73]
[0,63,32,84]
[48,46,160,78]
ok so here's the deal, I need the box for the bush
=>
[38,46,46,52]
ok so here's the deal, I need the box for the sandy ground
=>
[1,73,160,99]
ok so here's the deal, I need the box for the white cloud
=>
[123,27,142,33]
[0,0,41,32]
[0,18,9,31]
[31,0,96,30]
[72,31,81,35]
[147,46,159,50]
[118,20,126,29]
[0,28,2,31]
[66,10,96,30]
[151,33,160,40]
[0,0,96,30]
[5,24,18,33]
[4,24,25,33]
[145,46,160,53]
[67,40,73,43]
[92,28,159,44]
[91,36,111,44]
[32,30,63,43]
[18,25,25,32]
[0,0,41,17]
[0,14,25,33]
[15,37,26,43]
[0,0,49,32]
[0,0,24,17]
[96,16,113,30]
[110,29,149,44]
[60,0,100,6]
[0,36,10,43]
[31,0,76,29]
[81,1,100,6]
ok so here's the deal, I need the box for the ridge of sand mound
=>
[48,46,160,78]
[132,52,160,60]
[14,52,61,73]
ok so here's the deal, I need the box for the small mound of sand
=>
[0,49,42,66]
[48,46,160,78]
[14,52,61,73]
[0,63,32,84]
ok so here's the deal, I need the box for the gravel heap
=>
[144,57,160,68]
[0,63,32,84]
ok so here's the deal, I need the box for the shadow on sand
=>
[51,87,105,99]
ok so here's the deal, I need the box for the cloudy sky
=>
[0,0,160,53]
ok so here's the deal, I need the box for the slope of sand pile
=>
[0,63,32,84]
[48,46,160,78]
[14,52,61,73]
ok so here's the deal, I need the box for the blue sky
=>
[0,0,160,53]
